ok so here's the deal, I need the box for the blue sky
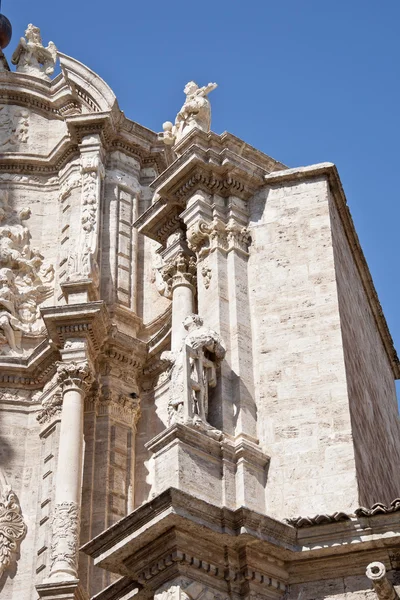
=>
[3,1,399,379]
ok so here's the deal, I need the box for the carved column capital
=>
[160,252,197,299]
[56,361,94,394]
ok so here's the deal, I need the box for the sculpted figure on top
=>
[160,81,217,146]
[162,314,225,437]
[11,24,57,81]
[0,192,54,354]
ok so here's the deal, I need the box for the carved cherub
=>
[11,24,57,81]
[160,81,217,146]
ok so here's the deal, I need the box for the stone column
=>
[160,238,197,352]
[49,360,93,582]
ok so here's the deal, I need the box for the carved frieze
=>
[0,471,27,579]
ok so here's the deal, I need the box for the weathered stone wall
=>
[0,403,42,598]
[329,192,400,506]
[248,177,359,519]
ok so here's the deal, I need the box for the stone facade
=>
[0,22,399,600]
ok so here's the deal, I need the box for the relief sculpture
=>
[0,191,54,355]
[0,470,26,580]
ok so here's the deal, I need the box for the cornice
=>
[41,301,109,357]
[0,340,58,389]
[134,130,285,246]
[264,163,400,379]
[81,487,400,588]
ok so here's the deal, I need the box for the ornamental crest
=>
[0,471,27,579]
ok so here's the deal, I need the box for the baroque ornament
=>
[159,81,217,146]
[56,361,94,393]
[159,253,197,299]
[11,24,57,81]
[0,191,54,355]
[0,107,29,150]
[0,470,27,579]
[66,147,104,283]
[50,501,79,575]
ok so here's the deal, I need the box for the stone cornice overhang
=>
[0,339,58,389]
[81,488,400,582]
[264,162,400,379]
[134,129,287,245]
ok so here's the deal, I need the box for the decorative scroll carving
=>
[0,106,29,150]
[49,501,79,576]
[0,192,54,355]
[0,470,27,579]
[11,24,57,81]
[159,81,217,146]
[159,253,197,299]
[187,217,251,259]
[37,390,63,424]
[162,314,225,435]
[56,361,93,393]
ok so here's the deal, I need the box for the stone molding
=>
[0,474,27,579]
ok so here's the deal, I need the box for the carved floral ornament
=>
[50,501,79,576]
[159,253,197,299]
[187,218,251,259]
[56,361,94,393]
[0,470,27,580]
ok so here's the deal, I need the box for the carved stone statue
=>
[0,192,54,354]
[159,81,217,146]
[163,314,225,436]
[11,24,57,81]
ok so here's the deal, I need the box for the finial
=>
[0,0,12,50]
[0,1,12,72]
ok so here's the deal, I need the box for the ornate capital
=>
[0,478,27,579]
[187,218,251,259]
[50,501,79,579]
[56,361,94,393]
[160,252,197,298]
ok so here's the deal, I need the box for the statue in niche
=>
[159,81,217,146]
[162,314,225,438]
[0,192,54,355]
[11,24,57,81]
